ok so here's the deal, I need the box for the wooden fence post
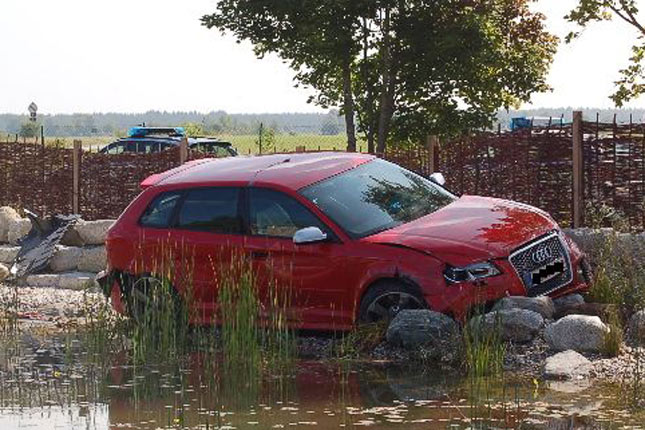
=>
[179,137,188,164]
[427,135,439,174]
[72,140,81,214]
[572,111,584,228]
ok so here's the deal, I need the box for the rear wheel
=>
[358,281,425,324]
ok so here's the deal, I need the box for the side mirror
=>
[429,172,446,186]
[293,226,327,245]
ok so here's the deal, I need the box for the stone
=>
[545,315,610,353]
[49,246,83,273]
[386,309,460,354]
[0,207,21,243]
[77,246,107,273]
[492,296,555,320]
[629,310,645,345]
[543,350,592,380]
[25,272,97,290]
[0,262,9,282]
[60,228,84,247]
[469,309,544,343]
[553,294,585,316]
[0,245,20,264]
[554,302,628,324]
[7,218,31,245]
[73,220,114,246]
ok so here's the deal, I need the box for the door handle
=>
[250,251,269,260]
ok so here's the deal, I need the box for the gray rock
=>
[469,309,544,343]
[629,310,645,345]
[492,296,555,320]
[73,220,114,246]
[25,272,97,290]
[7,218,31,245]
[49,246,83,272]
[0,262,9,282]
[543,350,592,379]
[0,207,20,243]
[0,245,20,264]
[386,309,459,354]
[545,315,609,352]
[553,293,585,316]
[77,246,107,273]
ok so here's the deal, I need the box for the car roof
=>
[158,152,375,190]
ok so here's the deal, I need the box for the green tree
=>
[566,1,645,106]
[19,121,39,138]
[203,1,555,153]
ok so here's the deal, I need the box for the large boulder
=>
[553,294,585,316]
[0,262,9,282]
[629,310,645,345]
[469,309,544,343]
[492,296,555,320]
[49,246,83,273]
[0,207,21,243]
[7,218,31,245]
[543,350,592,380]
[73,220,114,246]
[0,245,20,264]
[25,272,97,290]
[386,309,460,355]
[77,246,107,273]
[545,315,609,352]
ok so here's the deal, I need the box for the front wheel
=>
[358,281,426,324]
[125,275,181,324]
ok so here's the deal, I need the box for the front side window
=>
[300,159,456,238]
[177,188,241,234]
[249,188,327,238]
[140,191,182,228]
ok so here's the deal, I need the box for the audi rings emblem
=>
[531,247,553,264]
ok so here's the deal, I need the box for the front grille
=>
[509,232,573,297]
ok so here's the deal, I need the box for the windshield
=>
[300,159,457,238]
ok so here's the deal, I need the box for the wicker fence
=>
[2,113,645,229]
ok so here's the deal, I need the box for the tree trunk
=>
[376,7,392,155]
[343,59,357,152]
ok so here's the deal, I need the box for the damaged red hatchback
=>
[100,152,590,330]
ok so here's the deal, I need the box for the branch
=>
[610,1,645,34]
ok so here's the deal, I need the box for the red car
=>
[99,152,590,330]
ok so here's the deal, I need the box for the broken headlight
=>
[443,262,500,283]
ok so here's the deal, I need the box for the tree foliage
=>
[203,0,556,152]
[566,0,645,106]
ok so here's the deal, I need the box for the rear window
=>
[140,192,182,228]
[177,188,241,234]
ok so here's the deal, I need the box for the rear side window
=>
[140,192,182,228]
[177,188,241,234]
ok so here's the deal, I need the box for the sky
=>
[0,0,641,115]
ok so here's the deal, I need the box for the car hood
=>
[363,195,558,266]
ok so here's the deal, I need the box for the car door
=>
[169,187,246,321]
[244,187,349,329]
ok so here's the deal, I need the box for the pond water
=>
[0,332,643,430]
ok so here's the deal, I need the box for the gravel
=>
[0,283,105,325]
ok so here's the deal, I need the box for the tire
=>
[358,280,426,324]
[125,274,181,324]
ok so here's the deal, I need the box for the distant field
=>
[35,134,354,154]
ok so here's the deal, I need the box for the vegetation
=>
[203,1,556,152]
[463,313,506,378]
[567,1,645,106]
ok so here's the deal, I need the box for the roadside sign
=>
[28,102,38,122]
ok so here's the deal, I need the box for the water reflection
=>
[0,334,643,429]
